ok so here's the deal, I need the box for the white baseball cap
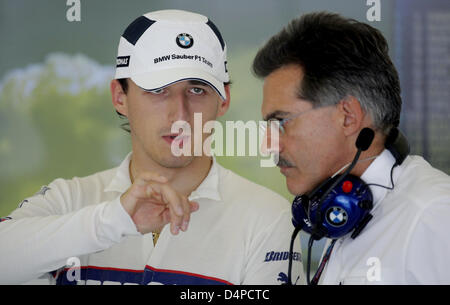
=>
[114,9,229,100]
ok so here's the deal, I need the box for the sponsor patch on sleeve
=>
[264,251,302,263]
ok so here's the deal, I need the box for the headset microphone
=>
[356,128,375,151]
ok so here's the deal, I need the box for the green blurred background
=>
[1,0,449,267]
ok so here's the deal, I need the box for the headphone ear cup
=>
[317,175,373,239]
[292,195,313,233]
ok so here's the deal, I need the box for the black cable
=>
[306,234,314,285]
[366,162,397,190]
[287,226,301,285]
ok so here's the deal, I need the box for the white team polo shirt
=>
[320,149,450,284]
[0,153,304,285]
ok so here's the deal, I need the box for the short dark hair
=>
[115,78,231,133]
[116,78,130,133]
[252,12,401,134]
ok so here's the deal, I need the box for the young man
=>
[0,10,303,285]
[253,12,450,284]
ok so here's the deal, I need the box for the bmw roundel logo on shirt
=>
[176,33,194,49]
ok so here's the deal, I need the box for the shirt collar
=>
[188,157,222,202]
[103,152,133,194]
[104,153,222,202]
[360,149,397,207]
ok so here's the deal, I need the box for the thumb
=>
[189,201,199,212]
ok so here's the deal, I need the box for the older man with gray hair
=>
[253,12,450,285]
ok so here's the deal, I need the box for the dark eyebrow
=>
[263,110,291,121]
[188,80,210,86]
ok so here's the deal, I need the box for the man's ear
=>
[111,79,128,116]
[216,84,231,117]
[337,96,365,137]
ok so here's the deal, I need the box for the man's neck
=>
[129,152,213,197]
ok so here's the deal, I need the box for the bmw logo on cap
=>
[176,33,194,49]
[326,206,348,227]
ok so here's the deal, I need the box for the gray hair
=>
[253,12,401,135]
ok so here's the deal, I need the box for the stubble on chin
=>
[156,154,195,169]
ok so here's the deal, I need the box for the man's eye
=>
[268,118,282,123]
[189,87,205,95]
[149,88,165,95]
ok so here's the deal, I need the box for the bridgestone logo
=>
[116,56,130,68]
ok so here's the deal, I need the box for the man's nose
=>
[260,122,282,155]
[168,92,190,122]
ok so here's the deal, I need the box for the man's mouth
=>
[277,156,294,167]
[163,134,178,140]
[162,134,190,148]
[162,134,177,143]
[277,156,295,175]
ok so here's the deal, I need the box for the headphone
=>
[287,127,410,285]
